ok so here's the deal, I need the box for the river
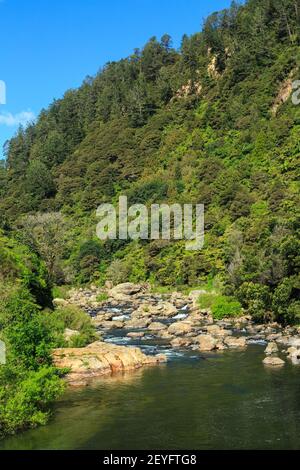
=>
[1,340,300,450]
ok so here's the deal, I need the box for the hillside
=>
[0,0,300,324]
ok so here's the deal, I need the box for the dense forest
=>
[0,0,300,436]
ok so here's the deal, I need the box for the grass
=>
[96,292,109,302]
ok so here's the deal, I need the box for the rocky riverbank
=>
[53,283,300,384]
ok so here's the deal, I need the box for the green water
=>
[1,345,300,450]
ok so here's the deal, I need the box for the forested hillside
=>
[1,0,300,324]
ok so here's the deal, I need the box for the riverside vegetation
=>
[0,0,300,439]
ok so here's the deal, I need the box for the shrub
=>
[237,282,270,322]
[50,304,97,347]
[0,366,64,438]
[106,260,129,285]
[211,296,242,320]
[198,293,242,320]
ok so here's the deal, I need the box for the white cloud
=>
[0,110,36,127]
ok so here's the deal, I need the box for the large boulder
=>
[196,334,218,351]
[149,302,177,318]
[168,321,193,336]
[148,322,167,332]
[109,283,143,301]
[263,356,285,367]
[287,347,300,365]
[52,341,166,385]
[224,336,247,349]
[206,325,232,338]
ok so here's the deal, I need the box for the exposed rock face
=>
[271,74,294,116]
[196,334,218,351]
[263,356,285,367]
[52,341,167,385]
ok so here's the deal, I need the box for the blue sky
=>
[0,0,232,158]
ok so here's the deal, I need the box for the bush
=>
[106,260,129,285]
[0,366,64,438]
[211,296,242,320]
[0,288,54,370]
[50,304,97,347]
[237,282,270,322]
[198,293,242,320]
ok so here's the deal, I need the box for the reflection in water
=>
[1,346,300,450]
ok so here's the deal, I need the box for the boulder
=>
[168,321,193,336]
[127,331,145,339]
[124,318,151,329]
[263,356,285,367]
[156,330,173,340]
[287,337,300,348]
[171,337,192,348]
[287,347,300,364]
[206,325,232,338]
[264,342,279,355]
[150,302,177,318]
[196,334,218,351]
[98,320,124,329]
[224,336,247,349]
[52,341,167,385]
[148,322,167,332]
[109,283,143,301]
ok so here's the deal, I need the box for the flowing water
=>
[1,343,300,450]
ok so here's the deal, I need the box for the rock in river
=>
[196,334,218,351]
[263,356,285,367]
[168,321,193,336]
[264,342,279,355]
[52,341,167,385]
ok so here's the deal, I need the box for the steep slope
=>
[0,0,300,323]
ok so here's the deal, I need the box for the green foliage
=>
[0,288,54,370]
[237,282,271,322]
[96,292,109,302]
[0,0,299,324]
[198,293,242,320]
[49,304,97,347]
[0,366,64,439]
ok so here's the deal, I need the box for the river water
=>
[1,340,300,450]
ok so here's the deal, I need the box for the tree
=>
[20,212,66,284]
